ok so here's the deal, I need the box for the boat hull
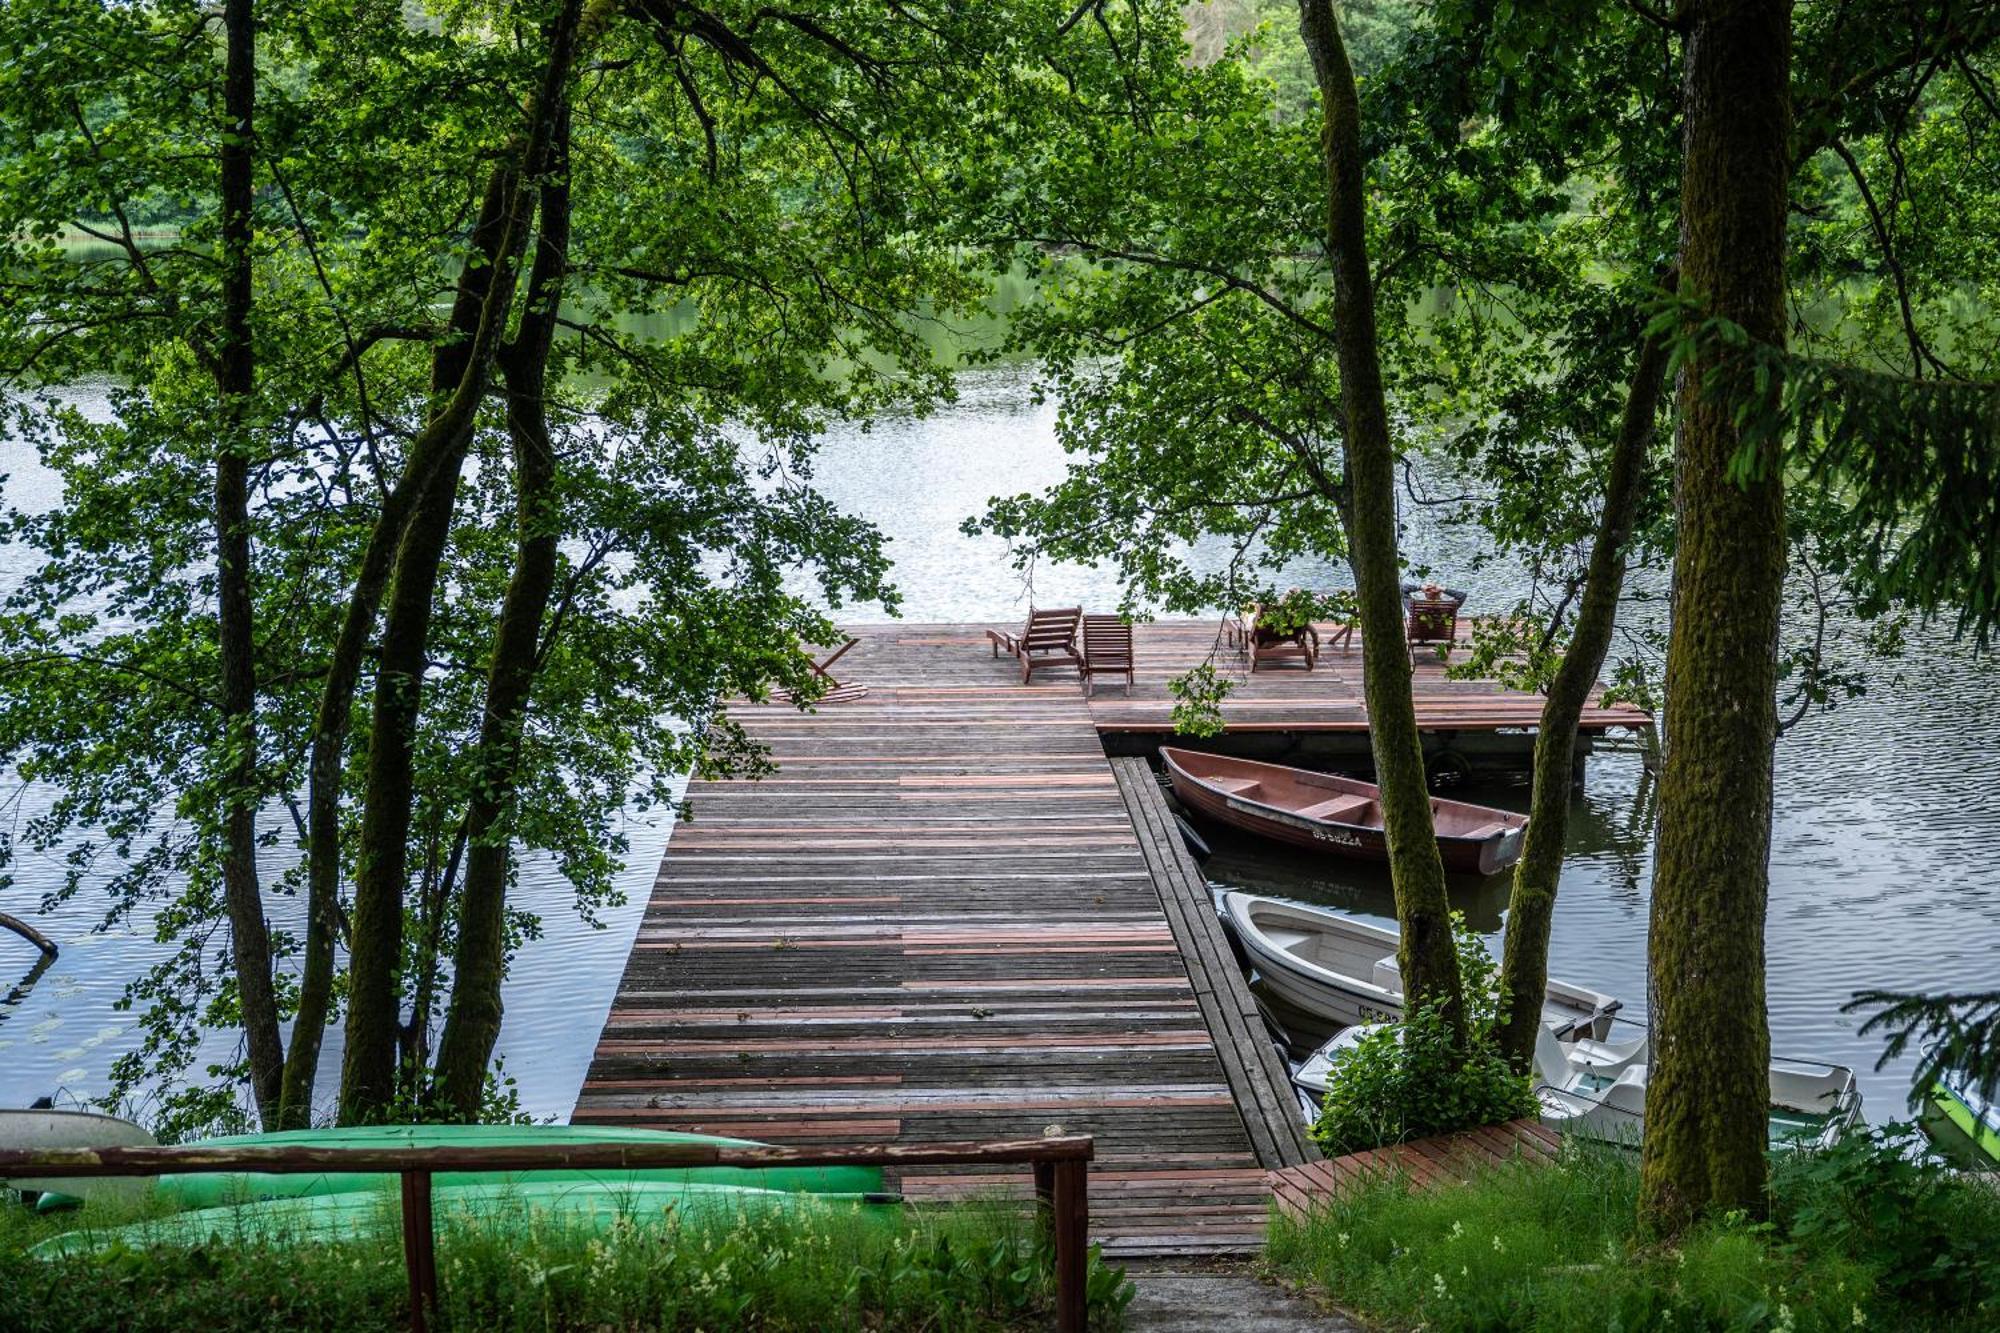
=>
[1930,1078,2000,1164]
[1222,893,1618,1040]
[1162,749,1525,875]
[33,1180,901,1257]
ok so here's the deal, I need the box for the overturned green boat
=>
[7,1118,886,1221]
[32,1178,898,1258]
[148,1123,884,1209]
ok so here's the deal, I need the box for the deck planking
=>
[577,622,1643,1258]
[1266,1119,1562,1220]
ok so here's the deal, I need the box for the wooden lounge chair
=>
[986,607,1082,683]
[770,637,867,703]
[1081,615,1134,696]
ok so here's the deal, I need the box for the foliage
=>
[1846,987,2000,1107]
[1770,1123,2000,1317]
[1269,1129,2000,1332]
[0,0,1133,1128]
[1308,915,1535,1155]
[0,1195,1133,1332]
[1166,659,1235,738]
[1253,587,1352,638]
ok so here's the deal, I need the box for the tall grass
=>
[1267,1130,2000,1332]
[1,1189,1132,1331]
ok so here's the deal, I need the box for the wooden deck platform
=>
[575,622,1639,1258]
[1267,1119,1562,1220]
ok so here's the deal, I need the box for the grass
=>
[2,1187,1133,1331]
[1267,1128,2000,1332]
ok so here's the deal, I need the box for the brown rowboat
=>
[1159,747,1528,876]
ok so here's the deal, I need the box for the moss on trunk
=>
[1639,0,1793,1234]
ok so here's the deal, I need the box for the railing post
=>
[1032,1160,1055,1242]
[400,1168,437,1333]
[1051,1158,1088,1333]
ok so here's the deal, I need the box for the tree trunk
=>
[299,0,584,1127]
[281,166,518,1130]
[1496,325,1670,1068]
[340,461,466,1120]
[433,109,572,1120]
[1639,0,1792,1234]
[1298,0,1464,1038]
[215,0,285,1127]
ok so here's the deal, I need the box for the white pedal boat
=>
[1532,1020,1863,1152]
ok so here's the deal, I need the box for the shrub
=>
[1269,1134,2000,1332]
[1771,1121,2000,1320]
[1308,913,1537,1154]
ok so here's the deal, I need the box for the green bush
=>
[0,1194,1134,1331]
[1309,914,1537,1154]
[1771,1122,2000,1317]
[1268,1132,2000,1332]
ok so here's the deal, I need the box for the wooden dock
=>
[575,622,1645,1257]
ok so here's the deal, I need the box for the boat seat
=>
[1296,794,1372,824]
[1459,821,1510,840]
[1370,955,1403,993]
[1208,776,1264,796]
[1602,1066,1648,1117]
[1532,1023,1576,1087]
[1569,1034,1647,1071]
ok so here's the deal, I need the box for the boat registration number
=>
[1311,828,1365,848]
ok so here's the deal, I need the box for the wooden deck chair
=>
[1080,615,1135,696]
[986,606,1082,683]
[1249,616,1318,672]
[1402,584,1467,660]
[769,637,867,703]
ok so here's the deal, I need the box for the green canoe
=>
[33,1178,899,1257]
[34,1123,883,1214]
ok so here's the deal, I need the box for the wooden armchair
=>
[1401,583,1468,658]
[1250,617,1319,672]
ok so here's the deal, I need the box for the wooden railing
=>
[0,1135,1096,1333]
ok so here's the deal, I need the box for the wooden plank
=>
[1110,757,1317,1170]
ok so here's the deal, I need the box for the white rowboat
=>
[1223,892,1620,1040]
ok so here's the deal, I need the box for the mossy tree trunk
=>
[1639,0,1793,1233]
[215,0,285,1126]
[1496,327,1670,1068]
[1298,0,1464,1039]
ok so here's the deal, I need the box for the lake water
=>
[3,367,1997,1146]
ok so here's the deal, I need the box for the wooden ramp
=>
[1266,1119,1561,1220]
[576,628,1281,1257]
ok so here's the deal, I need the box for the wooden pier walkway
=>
[574,622,1646,1257]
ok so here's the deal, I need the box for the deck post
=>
[1051,1158,1089,1333]
[1032,1159,1055,1239]
[400,1168,438,1333]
